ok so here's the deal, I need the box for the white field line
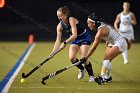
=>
[2,43,36,93]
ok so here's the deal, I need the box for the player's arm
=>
[130,12,137,25]
[85,28,103,59]
[65,17,77,44]
[51,23,62,53]
[59,17,77,50]
[114,13,120,32]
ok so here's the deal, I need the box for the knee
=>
[69,58,77,63]
[126,39,132,50]
[128,43,131,49]
[104,55,111,61]
[80,48,89,58]
[80,52,87,59]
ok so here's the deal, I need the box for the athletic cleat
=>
[124,61,128,64]
[89,76,95,82]
[95,76,104,85]
[78,68,86,79]
[105,76,112,83]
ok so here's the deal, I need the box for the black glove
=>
[80,57,87,64]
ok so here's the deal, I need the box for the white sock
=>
[105,63,112,79]
[122,50,128,64]
[101,60,111,80]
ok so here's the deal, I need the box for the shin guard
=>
[73,58,84,70]
[85,62,94,76]
[101,60,111,80]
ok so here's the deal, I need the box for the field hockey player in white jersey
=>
[114,1,137,64]
[80,13,128,85]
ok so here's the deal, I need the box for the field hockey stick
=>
[22,48,61,78]
[41,61,84,85]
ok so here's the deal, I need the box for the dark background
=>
[0,0,139,42]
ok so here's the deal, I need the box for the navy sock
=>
[73,58,84,70]
[85,62,94,76]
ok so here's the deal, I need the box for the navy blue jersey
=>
[60,18,92,46]
[60,19,86,36]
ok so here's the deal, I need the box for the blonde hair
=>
[123,1,130,7]
[57,6,70,16]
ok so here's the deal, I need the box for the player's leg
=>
[69,44,85,79]
[123,38,132,64]
[122,34,132,64]
[80,44,94,82]
[99,46,120,83]
[103,47,112,82]
[94,46,120,85]
[122,49,128,64]
[104,61,112,82]
[95,39,127,85]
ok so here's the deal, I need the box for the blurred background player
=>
[114,1,137,64]
[50,6,95,82]
[80,13,129,84]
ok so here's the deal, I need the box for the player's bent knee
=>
[70,58,78,63]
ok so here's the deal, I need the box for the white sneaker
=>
[124,60,128,64]
[89,76,95,82]
[78,68,86,79]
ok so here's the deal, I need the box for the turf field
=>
[0,42,140,93]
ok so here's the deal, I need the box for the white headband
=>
[87,18,95,23]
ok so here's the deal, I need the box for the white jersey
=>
[119,12,134,40]
[98,23,123,44]
[98,23,127,52]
